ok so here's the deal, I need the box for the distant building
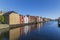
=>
[27,15,36,23]
[27,15,30,23]
[43,18,48,22]
[40,17,43,22]
[3,11,20,25]
[30,16,36,23]
[35,16,39,22]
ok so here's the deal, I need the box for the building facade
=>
[40,17,43,22]
[3,11,20,25]
[38,17,40,22]
[35,16,39,22]
[43,18,48,22]
[24,16,28,24]
[27,15,36,23]
[20,15,24,24]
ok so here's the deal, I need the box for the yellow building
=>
[3,11,20,25]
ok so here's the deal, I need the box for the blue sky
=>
[0,0,60,19]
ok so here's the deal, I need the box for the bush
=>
[0,15,4,23]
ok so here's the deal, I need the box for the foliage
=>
[0,15,4,23]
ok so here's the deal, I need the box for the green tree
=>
[0,15,4,23]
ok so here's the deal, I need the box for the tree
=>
[0,15,4,23]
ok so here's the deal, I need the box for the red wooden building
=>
[20,15,24,24]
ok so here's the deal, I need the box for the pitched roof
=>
[3,11,17,16]
[19,14,23,16]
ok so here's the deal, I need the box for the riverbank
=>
[0,24,9,29]
[0,21,47,30]
[0,24,9,35]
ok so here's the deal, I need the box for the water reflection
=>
[20,27,25,36]
[0,23,42,40]
[36,23,43,32]
[19,23,42,40]
[24,25,29,35]
[0,31,9,40]
[19,22,60,40]
[20,23,42,36]
[1,21,60,40]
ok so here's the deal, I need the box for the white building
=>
[39,17,41,22]
[24,16,28,23]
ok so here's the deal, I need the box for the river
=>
[0,21,60,40]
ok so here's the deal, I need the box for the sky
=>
[0,0,60,19]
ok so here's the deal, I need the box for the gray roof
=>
[3,11,17,16]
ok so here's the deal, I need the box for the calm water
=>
[19,21,60,40]
[0,21,60,40]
